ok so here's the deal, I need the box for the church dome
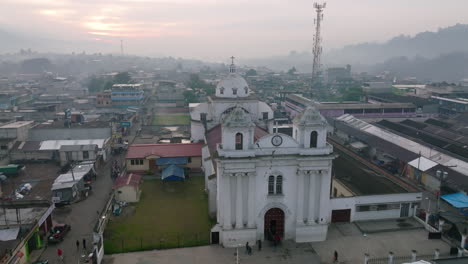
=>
[215,57,250,98]
[216,74,249,98]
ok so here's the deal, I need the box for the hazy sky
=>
[2,0,468,61]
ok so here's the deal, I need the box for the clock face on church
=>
[271,135,283,146]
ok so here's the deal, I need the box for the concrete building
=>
[326,65,351,84]
[96,90,112,107]
[58,144,99,166]
[111,84,145,108]
[431,96,468,115]
[125,143,203,173]
[283,94,417,119]
[0,121,34,142]
[113,173,142,203]
[0,200,54,264]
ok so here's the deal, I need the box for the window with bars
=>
[268,176,275,194]
[275,176,283,194]
[268,175,283,195]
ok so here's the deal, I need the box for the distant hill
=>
[372,52,468,82]
[324,24,468,65]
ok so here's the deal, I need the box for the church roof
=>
[206,124,269,154]
[215,58,250,98]
[293,105,327,126]
[222,106,254,127]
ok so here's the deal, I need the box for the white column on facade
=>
[235,174,243,229]
[318,170,331,223]
[307,172,316,224]
[315,173,322,222]
[247,173,256,228]
[296,171,305,225]
[223,174,232,229]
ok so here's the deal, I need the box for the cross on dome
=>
[229,56,236,73]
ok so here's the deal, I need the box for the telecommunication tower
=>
[311,2,326,89]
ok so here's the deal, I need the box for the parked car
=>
[48,224,71,243]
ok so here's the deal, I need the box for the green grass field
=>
[152,114,190,125]
[104,177,213,253]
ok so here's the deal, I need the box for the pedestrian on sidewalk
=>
[83,238,87,250]
[245,242,249,254]
[334,250,338,263]
[257,239,262,251]
[76,240,80,251]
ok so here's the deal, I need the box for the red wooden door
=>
[264,208,285,240]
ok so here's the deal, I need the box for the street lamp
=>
[436,170,448,212]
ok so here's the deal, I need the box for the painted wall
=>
[59,149,98,166]
[126,159,149,172]
[330,192,422,222]
[332,179,355,198]
[115,185,140,203]
[126,156,202,173]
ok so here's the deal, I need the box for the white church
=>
[190,60,335,247]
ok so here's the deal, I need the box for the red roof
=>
[126,143,203,159]
[113,173,142,189]
[206,124,269,153]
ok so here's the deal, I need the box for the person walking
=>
[57,248,63,263]
[257,239,262,251]
[76,240,80,251]
[83,238,87,250]
[245,242,249,254]
[334,250,339,263]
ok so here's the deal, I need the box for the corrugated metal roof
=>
[40,139,105,150]
[126,143,203,159]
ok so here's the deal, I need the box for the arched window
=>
[268,176,275,194]
[244,86,248,94]
[232,88,238,95]
[310,131,318,148]
[235,133,243,150]
[220,87,225,94]
[275,176,283,194]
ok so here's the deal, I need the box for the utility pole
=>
[310,2,326,98]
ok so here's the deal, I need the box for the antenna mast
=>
[120,39,124,56]
[310,2,326,96]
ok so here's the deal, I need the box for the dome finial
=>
[229,55,236,73]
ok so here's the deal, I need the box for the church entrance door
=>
[264,208,284,240]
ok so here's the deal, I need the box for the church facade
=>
[190,61,335,247]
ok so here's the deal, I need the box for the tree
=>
[87,76,106,93]
[114,72,131,84]
[246,69,257,76]
[187,74,215,95]
[287,67,297,75]
[183,90,198,103]
[343,86,364,101]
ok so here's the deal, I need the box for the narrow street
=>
[39,154,117,263]
[38,122,140,263]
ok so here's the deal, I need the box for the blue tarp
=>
[161,165,185,181]
[441,192,468,208]
[156,157,188,166]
